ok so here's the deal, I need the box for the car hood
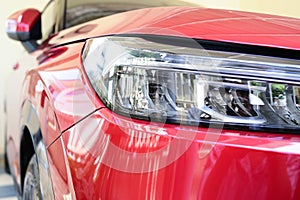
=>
[50,7,300,50]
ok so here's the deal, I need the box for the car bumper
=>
[48,107,300,199]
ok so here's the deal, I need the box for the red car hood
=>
[51,7,300,50]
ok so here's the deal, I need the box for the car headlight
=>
[82,35,300,133]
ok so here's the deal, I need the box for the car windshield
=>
[65,0,201,28]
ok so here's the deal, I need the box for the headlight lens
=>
[82,35,300,133]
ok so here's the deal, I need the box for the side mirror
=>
[6,8,42,52]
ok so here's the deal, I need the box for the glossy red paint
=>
[50,7,300,50]
[5,42,103,189]
[4,5,300,200]
[56,108,300,199]
[27,43,104,144]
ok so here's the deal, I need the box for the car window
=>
[40,0,66,42]
[65,0,200,28]
[40,0,56,41]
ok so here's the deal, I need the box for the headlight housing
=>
[82,35,300,133]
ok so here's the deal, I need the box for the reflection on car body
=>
[4,0,300,199]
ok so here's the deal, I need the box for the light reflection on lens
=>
[83,35,300,132]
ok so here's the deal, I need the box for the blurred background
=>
[1,0,300,156]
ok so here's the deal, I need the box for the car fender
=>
[16,42,105,198]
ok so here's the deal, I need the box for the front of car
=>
[48,6,300,199]
[4,0,300,199]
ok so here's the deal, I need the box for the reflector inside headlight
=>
[82,35,300,132]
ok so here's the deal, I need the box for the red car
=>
[4,0,300,199]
